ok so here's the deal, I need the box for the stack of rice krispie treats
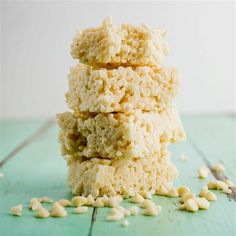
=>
[57,18,186,198]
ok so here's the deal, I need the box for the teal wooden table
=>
[0,115,235,236]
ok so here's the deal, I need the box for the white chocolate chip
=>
[199,187,217,201]
[109,207,123,216]
[129,194,144,203]
[93,198,104,208]
[185,199,199,212]
[74,206,88,214]
[195,197,210,210]
[177,186,190,197]
[181,192,195,203]
[86,194,95,206]
[166,188,179,197]
[58,199,71,207]
[128,206,139,215]
[0,172,5,178]
[50,202,67,217]
[41,197,53,203]
[156,186,169,196]
[224,179,234,188]
[100,195,109,205]
[11,204,23,216]
[207,181,217,189]
[71,196,87,207]
[223,188,232,194]
[121,219,129,227]
[215,180,229,190]
[140,199,155,209]
[105,196,122,207]
[199,187,208,197]
[213,162,225,173]
[208,180,228,190]
[205,191,217,201]
[115,205,130,216]
[106,211,124,221]
[139,191,152,199]
[198,166,209,179]
[37,198,43,203]
[35,207,50,218]
[143,206,159,216]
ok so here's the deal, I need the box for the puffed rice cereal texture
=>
[71,18,169,67]
[65,150,178,198]
[56,107,186,159]
[66,63,179,113]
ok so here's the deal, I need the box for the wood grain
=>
[0,115,235,236]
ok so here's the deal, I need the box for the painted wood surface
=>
[0,115,235,236]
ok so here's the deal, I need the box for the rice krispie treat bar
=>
[71,18,169,67]
[66,63,179,113]
[56,107,186,159]
[66,150,178,198]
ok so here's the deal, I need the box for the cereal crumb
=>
[11,204,23,216]
[128,206,139,215]
[106,210,124,221]
[74,206,88,214]
[115,205,130,216]
[180,153,188,161]
[41,197,53,203]
[121,219,129,227]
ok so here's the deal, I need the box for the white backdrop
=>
[1,1,235,119]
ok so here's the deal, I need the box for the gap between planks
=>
[188,136,236,201]
[88,208,97,236]
[0,119,54,168]
[1,118,98,236]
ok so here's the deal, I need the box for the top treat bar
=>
[71,18,169,67]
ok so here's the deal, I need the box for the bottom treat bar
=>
[66,150,178,198]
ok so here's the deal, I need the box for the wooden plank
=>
[0,120,45,161]
[91,115,236,236]
[0,123,92,236]
[0,115,235,236]
[183,114,236,181]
